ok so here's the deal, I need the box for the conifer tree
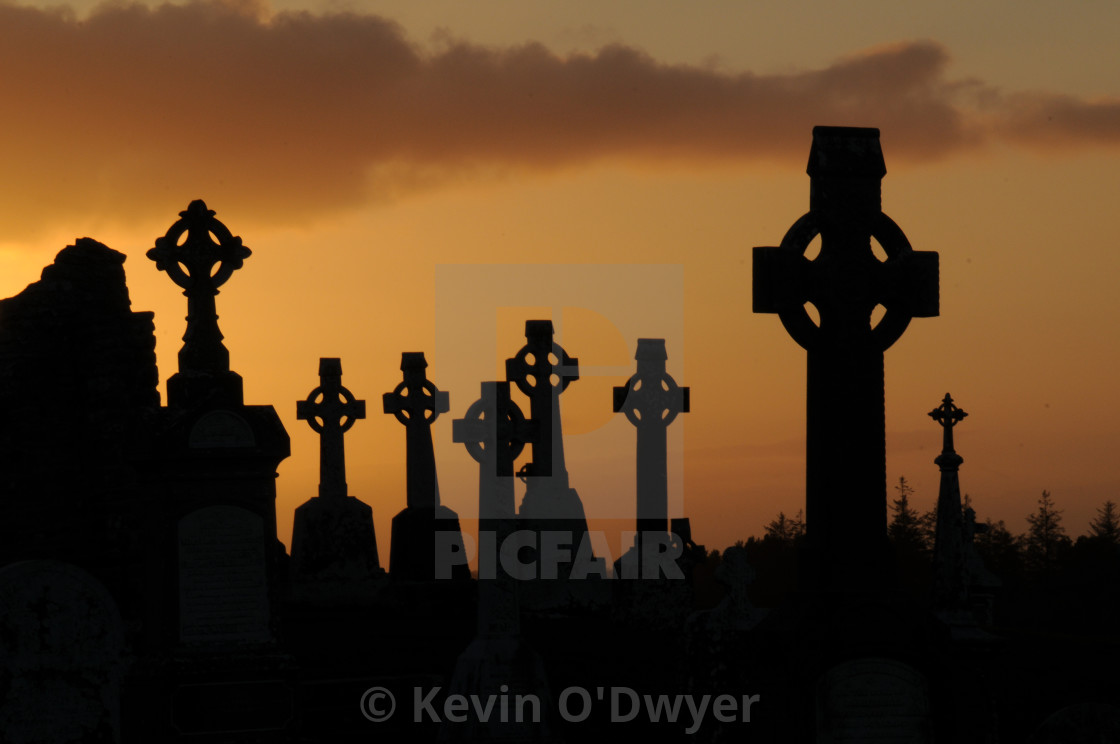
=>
[1088,500,1120,545]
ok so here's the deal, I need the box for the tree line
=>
[727,478,1120,612]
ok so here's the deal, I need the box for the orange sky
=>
[2,0,1119,564]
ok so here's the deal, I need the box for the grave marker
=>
[383,352,468,581]
[291,358,382,593]
[753,126,939,590]
[613,338,689,574]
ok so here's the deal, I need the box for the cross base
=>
[389,505,471,582]
[290,495,383,597]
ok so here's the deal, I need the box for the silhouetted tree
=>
[764,510,805,544]
[1088,500,1120,545]
[1022,490,1072,576]
[889,477,929,553]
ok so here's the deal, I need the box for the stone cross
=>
[505,320,578,483]
[753,127,939,590]
[929,393,969,615]
[613,339,689,540]
[930,392,967,465]
[453,382,536,634]
[147,200,250,379]
[383,352,450,508]
[297,358,366,501]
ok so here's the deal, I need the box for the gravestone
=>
[445,381,557,741]
[754,126,939,591]
[748,128,952,742]
[139,200,290,651]
[612,338,689,578]
[0,560,125,744]
[816,658,933,743]
[506,320,600,581]
[178,505,272,645]
[291,358,382,599]
[383,352,469,581]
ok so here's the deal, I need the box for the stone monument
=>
[612,338,689,578]
[0,560,125,744]
[291,358,382,599]
[753,126,939,591]
[383,352,469,581]
[130,201,293,740]
[506,320,600,581]
[750,127,951,741]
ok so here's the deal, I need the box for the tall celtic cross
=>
[297,358,366,501]
[147,200,251,406]
[505,320,579,485]
[383,352,450,509]
[753,127,939,590]
[613,339,689,539]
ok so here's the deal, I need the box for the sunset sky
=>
[2,0,1119,564]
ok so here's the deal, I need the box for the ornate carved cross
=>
[753,127,940,590]
[504,320,578,482]
[297,358,365,501]
[147,200,250,377]
[930,392,968,465]
[383,352,449,509]
[613,339,689,538]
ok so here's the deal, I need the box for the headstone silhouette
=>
[147,199,250,408]
[929,393,999,628]
[753,126,939,590]
[444,382,556,742]
[506,320,599,580]
[291,358,382,597]
[0,561,125,744]
[612,338,689,577]
[383,352,469,581]
[127,202,292,740]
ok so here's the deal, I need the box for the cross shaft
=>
[383,352,449,509]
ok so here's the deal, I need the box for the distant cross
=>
[383,352,450,508]
[752,127,940,590]
[929,392,968,462]
[505,320,578,482]
[147,200,251,376]
[929,392,970,615]
[613,339,689,538]
[297,358,366,501]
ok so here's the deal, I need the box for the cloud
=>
[0,1,1116,238]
